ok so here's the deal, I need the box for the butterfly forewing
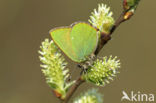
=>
[50,28,78,60]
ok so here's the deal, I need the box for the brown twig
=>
[61,76,85,103]
[95,10,127,55]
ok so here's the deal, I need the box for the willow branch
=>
[61,76,85,103]
[95,10,127,55]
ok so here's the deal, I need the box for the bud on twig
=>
[89,4,115,34]
[39,39,75,99]
[82,56,121,86]
[123,0,140,20]
[73,89,103,103]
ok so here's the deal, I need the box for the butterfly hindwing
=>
[70,22,98,62]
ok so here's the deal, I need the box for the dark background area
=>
[0,0,155,103]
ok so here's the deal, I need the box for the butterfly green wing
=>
[50,22,98,63]
[50,27,78,61]
[70,22,98,62]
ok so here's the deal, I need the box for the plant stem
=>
[110,11,126,34]
[61,76,85,103]
[95,10,127,55]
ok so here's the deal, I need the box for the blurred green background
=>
[0,0,155,103]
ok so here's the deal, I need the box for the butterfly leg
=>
[77,64,88,74]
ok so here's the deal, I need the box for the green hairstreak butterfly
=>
[49,22,98,63]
